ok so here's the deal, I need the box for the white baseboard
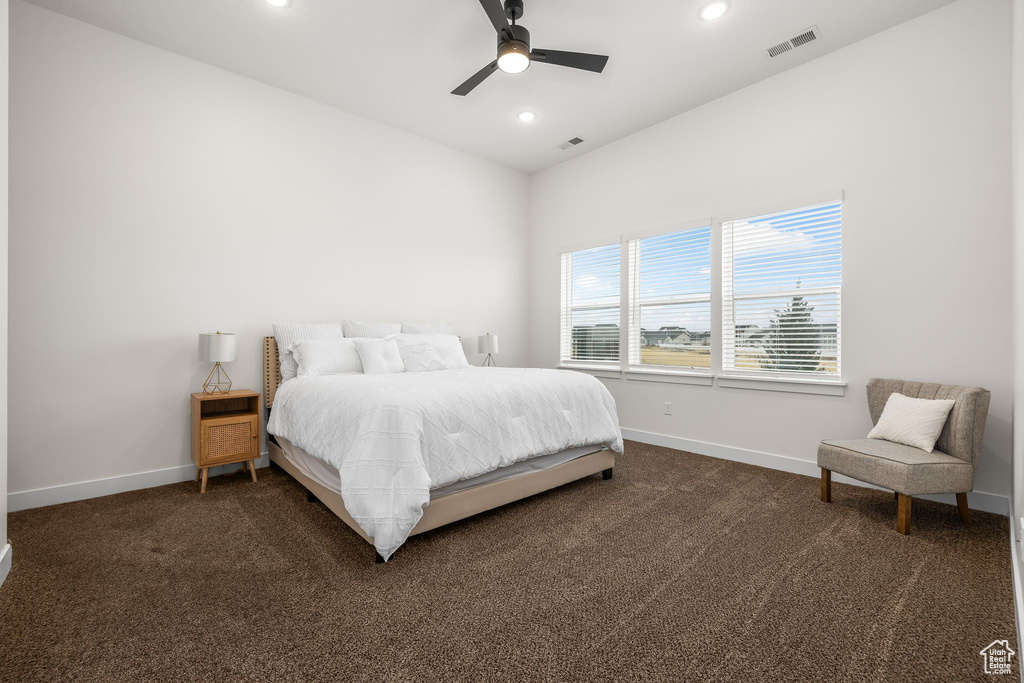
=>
[1008,508,1024,683]
[7,431,1010,518]
[0,543,11,589]
[621,428,1010,516]
[8,453,270,513]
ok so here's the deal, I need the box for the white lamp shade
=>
[477,334,499,354]
[199,332,237,362]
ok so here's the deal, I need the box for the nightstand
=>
[190,390,261,493]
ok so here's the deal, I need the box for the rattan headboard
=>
[263,336,281,409]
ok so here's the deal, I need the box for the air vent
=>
[767,41,792,58]
[766,26,819,59]
[558,137,585,151]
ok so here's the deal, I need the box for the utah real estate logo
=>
[980,640,1015,675]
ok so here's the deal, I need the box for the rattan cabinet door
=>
[199,414,259,466]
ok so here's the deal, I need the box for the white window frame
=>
[624,218,714,384]
[559,238,625,373]
[719,191,844,390]
[554,191,845,396]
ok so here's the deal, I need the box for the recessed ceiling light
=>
[265,0,289,7]
[700,1,728,21]
[517,111,536,123]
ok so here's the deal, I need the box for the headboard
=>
[263,336,282,409]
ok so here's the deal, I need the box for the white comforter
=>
[267,367,623,560]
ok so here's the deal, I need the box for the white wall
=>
[1013,0,1024,529]
[0,0,10,586]
[8,2,530,500]
[530,0,1014,498]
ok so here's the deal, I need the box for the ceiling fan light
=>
[497,42,531,74]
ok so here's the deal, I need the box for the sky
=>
[567,201,842,334]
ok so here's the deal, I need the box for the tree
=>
[759,288,821,373]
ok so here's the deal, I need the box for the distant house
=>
[818,323,838,354]
[640,326,694,348]
[735,323,836,354]
[572,323,620,360]
[689,330,712,347]
[736,324,766,347]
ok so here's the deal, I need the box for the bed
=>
[262,337,623,563]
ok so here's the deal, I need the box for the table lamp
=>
[478,333,499,367]
[199,331,236,394]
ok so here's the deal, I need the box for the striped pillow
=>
[273,322,344,382]
[401,321,454,335]
[342,320,401,338]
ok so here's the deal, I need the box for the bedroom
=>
[0,0,1023,680]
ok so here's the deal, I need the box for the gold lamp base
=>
[203,362,233,394]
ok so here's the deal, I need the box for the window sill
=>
[624,369,714,386]
[557,364,622,379]
[717,374,846,396]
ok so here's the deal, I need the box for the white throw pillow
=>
[391,334,469,372]
[342,320,401,338]
[291,338,363,378]
[401,321,454,335]
[273,322,344,383]
[867,393,956,453]
[353,338,405,374]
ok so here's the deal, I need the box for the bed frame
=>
[262,337,614,562]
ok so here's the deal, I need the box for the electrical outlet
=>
[664,402,672,415]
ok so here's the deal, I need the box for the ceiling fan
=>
[451,0,609,96]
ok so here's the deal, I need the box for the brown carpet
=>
[0,441,1016,682]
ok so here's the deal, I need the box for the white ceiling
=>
[24,0,955,174]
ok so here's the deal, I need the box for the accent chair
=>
[817,378,990,535]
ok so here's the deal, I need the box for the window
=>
[560,243,621,364]
[722,200,842,378]
[627,226,712,370]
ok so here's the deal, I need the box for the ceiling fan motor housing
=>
[503,0,524,21]
[498,24,530,50]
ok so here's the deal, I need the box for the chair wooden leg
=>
[956,492,971,525]
[897,494,911,535]
[820,468,831,503]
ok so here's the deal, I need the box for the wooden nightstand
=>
[190,390,261,493]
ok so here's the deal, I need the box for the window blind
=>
[627,226,712,370]
[560,243,621,364]
[722,201,842,377]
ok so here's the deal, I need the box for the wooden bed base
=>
[263,336,615,562]
[270,437,613,561]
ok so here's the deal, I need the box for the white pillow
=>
[291,338,363,378]
[353,338,405,374]
[391,334,469,372]
[273,322,344,383]
[342,320,401,338]
[867,393,956,453]
[401,321,454,335]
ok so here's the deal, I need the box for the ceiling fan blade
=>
[478,0,513,42]
[451,60,499,96]
[530,49,609,73]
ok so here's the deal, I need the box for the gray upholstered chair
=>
[817,378,990,535]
